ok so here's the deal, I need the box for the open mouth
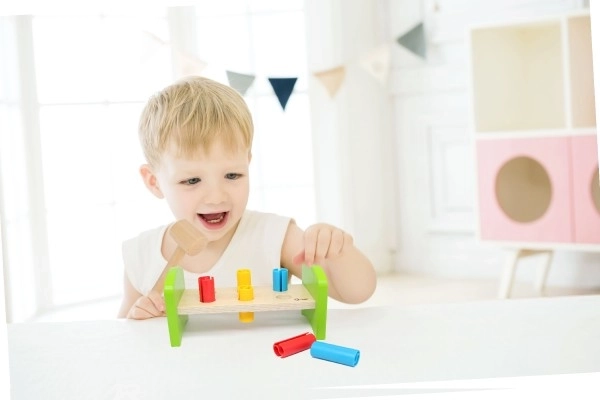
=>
[197,212,228,230]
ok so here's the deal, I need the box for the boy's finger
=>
[314,229,331,262]
[303,234,317,266]
[129,305,153,320]
[129,297,160,319]
[330,229,344,256]
[293,251,305,265]
[148,291,165,312]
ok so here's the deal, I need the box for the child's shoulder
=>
[241,209,292,228]
[122,224,170,250]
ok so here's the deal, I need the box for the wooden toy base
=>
[177,284,315,314]
[164,265,328,347]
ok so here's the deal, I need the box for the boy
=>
[118,76,376,319]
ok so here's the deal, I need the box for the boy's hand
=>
[292,223,353,266]
[126,291,165,319]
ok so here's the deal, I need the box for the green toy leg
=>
[301,265,328,340]
[164,267,188,347]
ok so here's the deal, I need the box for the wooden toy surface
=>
[177,284,316,314]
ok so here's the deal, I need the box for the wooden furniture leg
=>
[534,250,554,295]
[498,249,521,299]
[498,249,553,299]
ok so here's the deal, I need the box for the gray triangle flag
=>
[226,71,256,96]
[396,22,426,59]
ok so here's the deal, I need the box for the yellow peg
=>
[238,285,254,323]
[236,269,251,287]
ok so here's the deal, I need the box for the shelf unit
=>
[468,11,599,297]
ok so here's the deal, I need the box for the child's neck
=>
[163,219,240,274]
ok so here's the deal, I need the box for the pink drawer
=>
[571,135,600,243]
[476,137,573,242]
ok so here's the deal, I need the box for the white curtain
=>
[305,0,396,274]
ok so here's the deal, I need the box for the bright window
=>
[0,2,315,321]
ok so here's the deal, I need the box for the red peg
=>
[198,276,215,303]
[273,332,316,358]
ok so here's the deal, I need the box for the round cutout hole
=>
[591,168,600,215]
[495,156,552,223]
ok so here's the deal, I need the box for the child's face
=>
[146,139,250,244]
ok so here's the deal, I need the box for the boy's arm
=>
[117,274,140,318]
[280,221,377,304]
[117,273,165,319]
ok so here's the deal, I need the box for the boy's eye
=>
[225,173,242,180]
[181,177,201,185]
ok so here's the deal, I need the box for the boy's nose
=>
[202,185,227,204]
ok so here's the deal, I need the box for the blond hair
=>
[138,76,253,166]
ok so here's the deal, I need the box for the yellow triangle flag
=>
[313,66,346,98]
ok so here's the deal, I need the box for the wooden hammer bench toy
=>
[162,220,328,347]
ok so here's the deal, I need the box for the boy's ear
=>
[140,164,164,199]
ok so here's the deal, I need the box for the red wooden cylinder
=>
[198,276,215,303]
[273,332,316,358]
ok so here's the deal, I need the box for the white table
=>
[8,295,600,399]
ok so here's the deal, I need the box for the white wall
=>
[389,0,600,288]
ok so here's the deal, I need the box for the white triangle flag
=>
[359,44,391,85]
[140,31,168,63]
[175,51,208,78]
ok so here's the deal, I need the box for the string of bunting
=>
[142,22,425,111]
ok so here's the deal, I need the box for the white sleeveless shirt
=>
[122,210,292,295]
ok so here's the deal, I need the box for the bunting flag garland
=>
[226,71,256,96]
[396,22,426,59]
[268,78,298,110]
[139,21,427,109]
[359,44,391,85]
[313,66,346,98]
